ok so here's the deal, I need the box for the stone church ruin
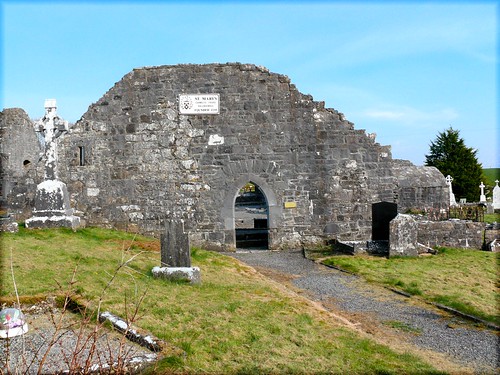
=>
[2,63,453,251]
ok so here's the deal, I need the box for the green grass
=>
[483,168,500,186]
[322,247,499,325]
[484,213,500,223]
[0,227,444,374]
[384,321,422,335]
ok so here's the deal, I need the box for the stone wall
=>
[58,63,399,249]
[1,63,450,249]
[392,159,449,213]
[0,108,43,219]
[417,220,484,249]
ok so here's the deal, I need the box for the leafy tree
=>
[425,127,483,202]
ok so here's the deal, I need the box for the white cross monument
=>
[446,175,457,206]
[25,100,80,229]
[479,182,487,203]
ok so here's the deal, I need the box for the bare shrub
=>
[1,241,152,374]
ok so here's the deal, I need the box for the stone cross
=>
[25,100,80,230]
[35,99,69,180]
[446,175,457,206]
[479,182,486,203]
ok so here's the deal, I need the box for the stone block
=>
[151,266,201,284]
[367,240,389,255]
[25,215,80,230]
[32,180,74,216]
[25,179,81,230]
[0,216,18,233]
[389,214,418,257]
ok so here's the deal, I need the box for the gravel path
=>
[0,301,156,374]
[227,250,499,373]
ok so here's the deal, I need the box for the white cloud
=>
[364,111,404,120]
[304,4,497,70]
[362,106,459,125]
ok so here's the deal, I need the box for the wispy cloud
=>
[362,106,459,125]
[305,3,497,69]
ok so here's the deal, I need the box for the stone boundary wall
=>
[417,220,484,249]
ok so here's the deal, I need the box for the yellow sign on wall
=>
[284,202,297,209]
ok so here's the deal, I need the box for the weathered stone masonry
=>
[0,108,43,218]
[2,63,449,250]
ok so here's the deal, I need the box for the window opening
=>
[78,146,85,166]
[234,182,269,249]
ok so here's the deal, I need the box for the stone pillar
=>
[389,214,418,257]
[160,219,191,267]
[37,99,67,180]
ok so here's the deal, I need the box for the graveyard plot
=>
[0,227,444,374]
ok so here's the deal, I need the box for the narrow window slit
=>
[78,146,85,166]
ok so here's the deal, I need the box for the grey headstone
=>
[160,219,190,267]
[24,101,80,230]
[389,214,418,257]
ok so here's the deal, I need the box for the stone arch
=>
[221,174,281,250]
[234,181,268,249]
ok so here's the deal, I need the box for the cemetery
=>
[0,63,498,373]
[1,63,497,255]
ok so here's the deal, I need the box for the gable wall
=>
[58,63,398,250]
[0,64,448,249]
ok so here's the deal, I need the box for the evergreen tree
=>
[425,127,482,202]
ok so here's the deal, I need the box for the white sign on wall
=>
[178,94,220,115]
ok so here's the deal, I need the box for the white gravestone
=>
[479,182,486,203]
[493,180,500,210]
[446,175,457,206]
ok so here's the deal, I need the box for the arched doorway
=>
[234,182,269,249]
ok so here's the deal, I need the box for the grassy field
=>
[0,227,443,374]
[483,168,499,185]
[484,213,500,223]
[322,247,499,325]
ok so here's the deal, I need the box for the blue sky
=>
[2,1,498,167]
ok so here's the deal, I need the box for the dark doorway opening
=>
[372,201,398,241]
[235,182,269,249]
